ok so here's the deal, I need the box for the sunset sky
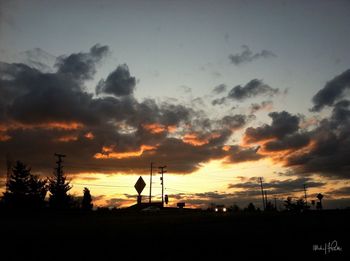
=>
[1,0,350,209]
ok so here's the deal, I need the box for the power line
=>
[72,183,132,188]
[71,182,161,189]
[165,187,196,194]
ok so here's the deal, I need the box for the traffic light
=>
[165,194,168,204]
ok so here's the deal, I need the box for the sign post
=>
[134,176,146,205]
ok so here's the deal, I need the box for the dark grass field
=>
[1,208,349,260]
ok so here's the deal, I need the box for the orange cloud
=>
[222,145,231,151]
[242,135,275,147]
[0,133,11,142]
[167,125,177,133]
[94,144,157,159]
[142,123,177,134]
[55,135,78,142]
[257,139,317,166]
[142,123,166,134]
[84,132,94,140]
[183,132,221,146]
[183,133,208,146]
[0,121,83,131]
[44,122,83,130]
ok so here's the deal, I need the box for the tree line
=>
[1,160,93,211]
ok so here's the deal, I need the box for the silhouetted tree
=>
[265,201,275,211]
[296,198,308,211]
[82,187,93,211]
[284,197,308,212]
[284,197,294,211]
[316,193,324,210]
[2,161,47,209]
[230,204,240,213]
[28,175,48,208]
[48,162,72,209]
[244,202,256,212]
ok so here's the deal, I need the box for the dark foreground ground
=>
[1,208,349,260]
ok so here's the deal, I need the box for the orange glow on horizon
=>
[65,158,344,209]
[94,144,157,159]
[0,121,84,131]
[0,133,11,141]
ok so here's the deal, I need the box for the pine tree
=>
[81,187,93,211]
[28,175,48,208]
[48,155,72,209]
[2,161,47,209]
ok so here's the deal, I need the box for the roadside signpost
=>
[135,176,146,204]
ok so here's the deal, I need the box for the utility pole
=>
[149,162,153,203]
[274,196,277,211]
[259,177,265,211]
[303,184,308,207]
[159,166,167,207]
[264,190,268,209]
[54,153,66,185]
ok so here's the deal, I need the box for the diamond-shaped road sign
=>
[134,176,146,195]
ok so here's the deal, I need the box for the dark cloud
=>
[228,45,276,66]
[320,198,350,209]
[264,132,310,151]
[228,79,279,101]
[20,48,56,73]
[168,189,294,209]
[219,114,248,130]
[169,186,348,209]
[1,45,260,176]
[55,44,109,82]
[105,197,131,208]
[284,99,350,179]
[249,100,273,114]
[194,192,231,200]
[212,84,227,95]
[228,177,325,194]
[311,69,350,112]
[327,186,350,197]
[211,97,227,106]
[168,191,262,209]
[96,64,136,96]
[331,99,350,123]
[244,111,300,143]
[235,74,350,180]
[224,145,263,163]
[212,79,279,105]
